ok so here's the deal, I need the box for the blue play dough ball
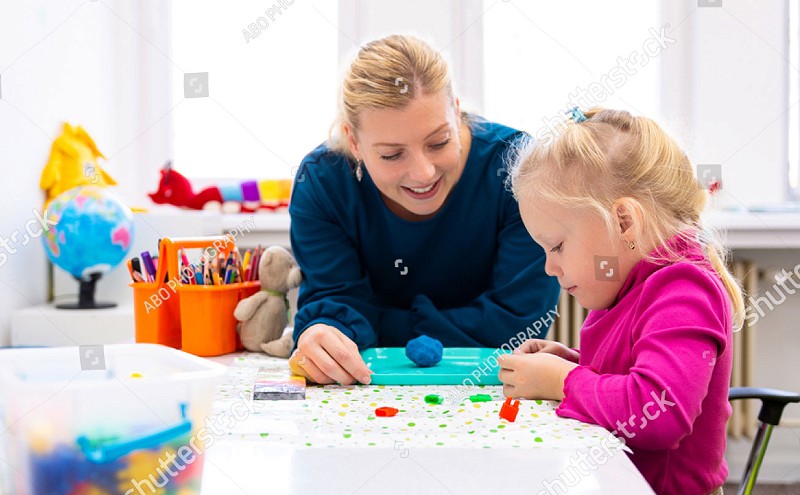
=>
[405,335,444,367]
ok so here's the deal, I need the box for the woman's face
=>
[346,91,466,221]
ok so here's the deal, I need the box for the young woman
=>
[288,35,559,385]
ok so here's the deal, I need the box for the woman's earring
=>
[629,241,635,250]
[356,161,363,182]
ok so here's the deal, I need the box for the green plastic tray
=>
[361,347,508,385]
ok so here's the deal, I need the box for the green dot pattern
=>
[211,353,619,451]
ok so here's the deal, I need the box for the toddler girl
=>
[499,108,743,495]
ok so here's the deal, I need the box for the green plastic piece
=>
[425,394,444,405]
[360,347,509,385]
[469,394,493,403]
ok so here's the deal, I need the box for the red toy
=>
[149,161,291,212]
[499,397,519,422]
[375,407,399,417]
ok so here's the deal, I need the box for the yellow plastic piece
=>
[257,179,292,203]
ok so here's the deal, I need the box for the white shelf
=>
[222,212,291,248]
[11,304,135,347]
[220,210,800,250]
[705,210,800,249]
[222,212,290,231]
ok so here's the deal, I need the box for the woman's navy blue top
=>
[289,118,560,349]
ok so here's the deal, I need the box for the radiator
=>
[730,260,757,438]
[548,289,586,349]
[546,259,758,438]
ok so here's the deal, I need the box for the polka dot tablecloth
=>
[210,353,620,451]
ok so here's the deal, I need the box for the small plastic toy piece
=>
[424,394,443,405]
[469,394,493,403]
[375,407,399,417]
[499,397,520,422]
[405,335,444,367]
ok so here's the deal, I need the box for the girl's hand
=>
[498,353,578,400]
[513,339,580,363]
[289,323,373,385]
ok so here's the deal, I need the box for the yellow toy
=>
[40,123,116,208]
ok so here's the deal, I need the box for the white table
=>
[200,353,654,494]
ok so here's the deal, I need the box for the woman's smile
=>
[402,177,441,200]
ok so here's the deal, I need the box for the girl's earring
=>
[629,241,635,250]
[356,161,363,182]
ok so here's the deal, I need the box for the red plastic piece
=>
[375,406,399,417]
[499,397,520,422]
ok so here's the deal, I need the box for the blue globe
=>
[42,186,134,280]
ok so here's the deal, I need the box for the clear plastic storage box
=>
[0,344,227,495]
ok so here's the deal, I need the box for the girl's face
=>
[346,90,467,221]
[518,196,644,310]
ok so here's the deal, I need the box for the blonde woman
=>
[288,35,559,386]
[500,108,743,495]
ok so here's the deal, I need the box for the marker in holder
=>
[130,236,259,356]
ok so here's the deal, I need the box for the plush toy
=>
[149,161,292,212]
[233,246,302,357]
[40,123,116,208]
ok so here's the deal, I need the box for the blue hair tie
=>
[567,107,587,123]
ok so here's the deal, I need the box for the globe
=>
[42,186,135,309]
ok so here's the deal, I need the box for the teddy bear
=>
[233,246,302,357]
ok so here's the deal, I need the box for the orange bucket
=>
[131,281,181,349]
[131,236,258,356]
[178,281,259,356]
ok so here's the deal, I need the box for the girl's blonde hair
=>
[510,108,744,330]
[329,34,456,160]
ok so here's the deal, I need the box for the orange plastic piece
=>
[499,397,520,422]
[375,407,399,417]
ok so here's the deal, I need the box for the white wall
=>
[0,1,173,345]
[337,0,485,114]
[662,0,789,207]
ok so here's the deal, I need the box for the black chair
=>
[729,387,800,495]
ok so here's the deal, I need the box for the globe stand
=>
[57,273,116,310]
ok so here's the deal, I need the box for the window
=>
[171,0,339,179]
[482,1,661,136]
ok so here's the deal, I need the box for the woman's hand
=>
[498,352,578,400]
[288,323,373,385]
[513,339,580,363]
